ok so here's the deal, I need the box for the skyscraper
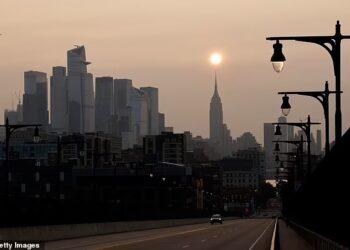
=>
[316,129,322,155]
[131,87,148,145]
[264,123,275,180]
[95,76,113,133]
[209,73,232,158]
[140,87,159,135]
[50,66,68,132]
[209,73,223,145]
[23,71,49,126]
[158,113,165,133]
[114,79,133,149]
[67,46,94,133]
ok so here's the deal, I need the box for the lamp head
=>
[275,125,282,136]
[271,40,286,73]
[274,142,280,152]
[275,154,280,162]
[281,94,291,116]
[33,127,40,143]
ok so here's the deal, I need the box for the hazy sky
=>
[2,0,350,145]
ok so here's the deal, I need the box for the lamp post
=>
[278,81,339,154]
[277,161,297,193]
[1,118,41,198]
[267,21,350,143]
[273,116,320,180]
[273,137,305,184]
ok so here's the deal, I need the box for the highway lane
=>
[46,218,275,250]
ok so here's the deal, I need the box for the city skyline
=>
[2,1,350,144]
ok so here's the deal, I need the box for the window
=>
[35,172,40,182]
[60,172,64,181]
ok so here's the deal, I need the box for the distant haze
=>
[1,0,350,145]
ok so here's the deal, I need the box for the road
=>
[45,218,275,250]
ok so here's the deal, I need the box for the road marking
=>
[270,218,278,250]
[201,239,207,242]
[99,220,240,249]
[248,220,274,250]
[182,245,190,248]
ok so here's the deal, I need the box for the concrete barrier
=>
[0,217,237,241]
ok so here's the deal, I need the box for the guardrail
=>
[0,217,238,242]
[289,220,348,250]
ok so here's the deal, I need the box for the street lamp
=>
[273,116,320,180]
[267,21,350,142]
[281,95,291,116]
[275,154,280,163]
[278,81,339,154]
[33,127,40,143]
[0,118,41,198]
[274,125,282,136]
[274,142,280,152]
[273,137,305,183]
[271,40,286,73]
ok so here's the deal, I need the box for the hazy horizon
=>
[2,0,350,145]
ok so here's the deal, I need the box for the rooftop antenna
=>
[15,92,21,105]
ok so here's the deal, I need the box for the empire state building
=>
[210,73,224,146]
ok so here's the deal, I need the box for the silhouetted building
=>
[158,113,165,133]
[4,101,23,125]
[235,132,260,151]
[208,74,233,159]
[131,88,148,145]
[190,136,217,161]
[50,66,68,132]
[140,87,159,135]
[209,74,224,157]
[184,131,194,152]
[233,147,265,183]
[114,79,134,149]
[84,132,121,168]
[316,129,322,155]
[23,71,49,126]
[95,76,114,133]
[222,124,233,156]
[67,46,94,133]
[264,123,275,180]
[59,133,121,168]
[144,132,186,164]
[215,159,258,214]
[164,127,174,133]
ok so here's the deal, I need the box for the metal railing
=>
[289,220,348,250]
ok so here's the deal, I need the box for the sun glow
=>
[210,53,222,65]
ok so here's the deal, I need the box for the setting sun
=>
[210,53,222,65]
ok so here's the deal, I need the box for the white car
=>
[210,214,223,224]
